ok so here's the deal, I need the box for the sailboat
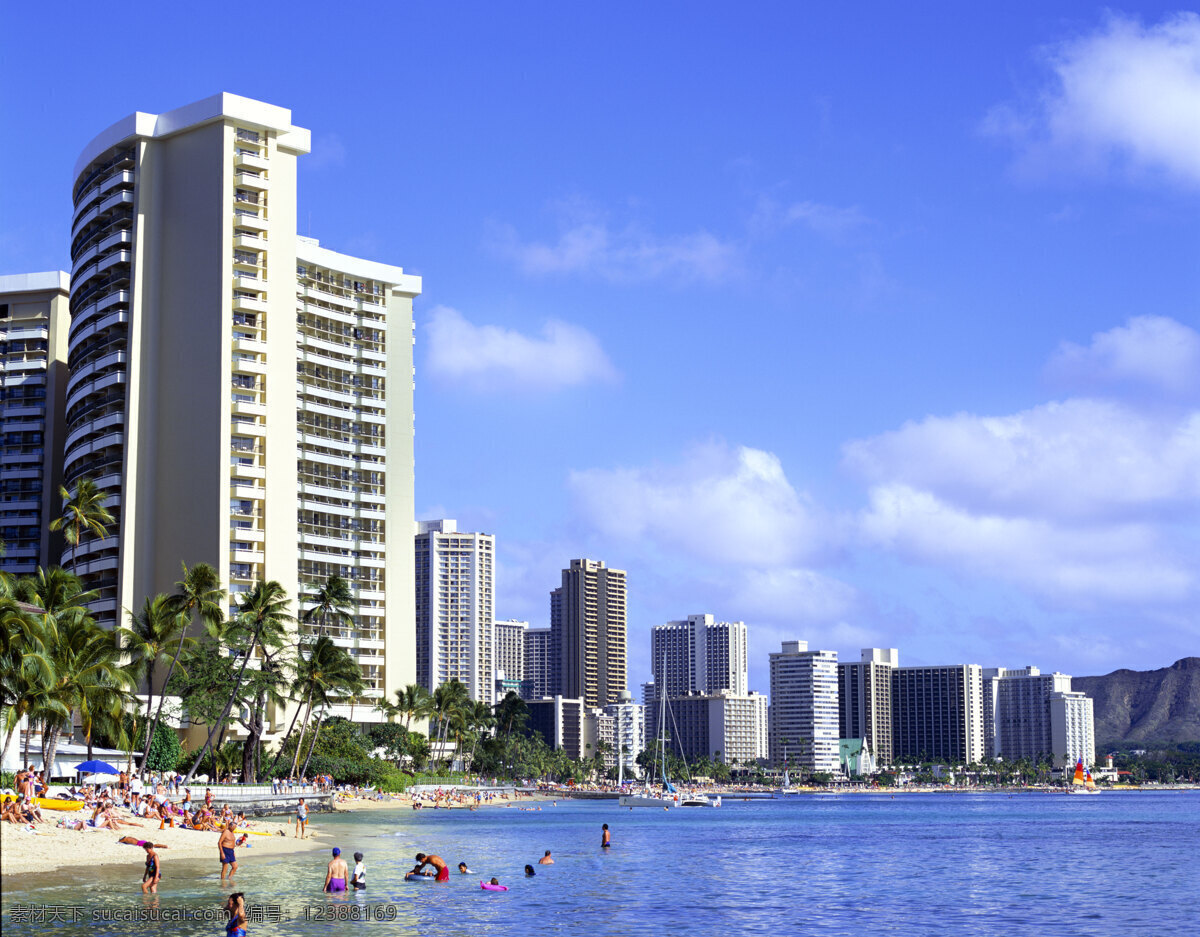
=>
[619,678,676,808]
[1068,758,1101,794]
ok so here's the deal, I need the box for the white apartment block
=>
[0,273,70,574]
[651,613,748,698]
[414,520,495,704]
[587,708,617,772]
[768,640,839,774]
[1050,691,1096,769]
[64,95,419,719]
[604,689,645,777]
[891,664,986,765]
[522,627,552,700]
[988,666,1072,762]
[664,690,769,766]
[494,618,527,683]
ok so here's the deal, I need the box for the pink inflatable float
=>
[480,881,508,891]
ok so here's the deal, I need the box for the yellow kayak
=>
[1,794,84,811]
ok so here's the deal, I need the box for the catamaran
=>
[1068,758,1101,794]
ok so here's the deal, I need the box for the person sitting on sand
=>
[412,852,449,882]
[1,799,24,824]
[141,842,161,894]
[324,847,349,892]
[538,850,554,864]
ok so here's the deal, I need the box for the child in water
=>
[351,852,366,890]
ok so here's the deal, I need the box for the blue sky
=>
[3,3,1197,692]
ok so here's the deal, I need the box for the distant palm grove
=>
[0,477,668,787]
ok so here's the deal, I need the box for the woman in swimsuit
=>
[141,843,161,894]
[225,893,247,937]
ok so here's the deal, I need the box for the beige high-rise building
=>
[64,94,419,720]
[0,273,71,575]
[838,648,899,767]
[550,558,627,708]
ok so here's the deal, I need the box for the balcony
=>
[232,293,267,314]
[233,232,264,250]
[233,209,268,232]
[235,150,269,172]
[235,171,268,191]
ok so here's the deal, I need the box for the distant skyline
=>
[2,4,1196,692]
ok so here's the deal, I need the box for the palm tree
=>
[395,683,433,732]
[301,575,355,637]
[272,635,360,778]
[49,477,114,553]
[464,699,494,771]
[119,594,194,776]
[181,580,292,787]
[299,660,365,780]
[430,680,470,769]
[0,597,57,768]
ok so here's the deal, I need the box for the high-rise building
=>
[0,273,70,575]
[522,627,552,700]
[550,558,627,709]
[64,94,418,713]
[604,689,645,777]
[1049,691,1096,769]
[414,520,495,704]
[838,648,899,767]
[987,666,1072,761]
[651,614,748,698]
[891,664,985,764]
[662,690,769,767]
[767,640,839,774]
[494,619,527,684]
[526,695,586,760]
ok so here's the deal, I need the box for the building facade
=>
[414,520,495,704]
[604,689,645,778]
[550,558,627,709]
[891,664,985,764]
[1049,691,1096,769]
[989,666,1072,762]
[838,648,898,767]
[494,619,527,684]
[767,640,839,774]
[526,696,585,761]
[522,627,552,700]
[0,273,70,575]
[650,614,748,699]
[63,95,419,717]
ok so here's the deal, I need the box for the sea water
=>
[3,792,1197,936]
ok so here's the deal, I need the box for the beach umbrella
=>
[82,773,119,784]
[75,761,119,774]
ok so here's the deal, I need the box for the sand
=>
[0,809,327,879]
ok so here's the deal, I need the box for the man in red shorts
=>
[413,852,449,881]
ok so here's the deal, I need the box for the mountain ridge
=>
[1073,657,1200,746]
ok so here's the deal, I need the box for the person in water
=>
[141,842,161,894]
[457,862,472,874]
[324,847,349,892]
[413,852,449,882]
[351,852,366,891]
[538,850,554,865]
[225,893,247,937]
[602,823,611,848]
[218,822,239,882]
[524,865,536,876]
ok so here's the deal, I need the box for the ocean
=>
[3,792,1197,936]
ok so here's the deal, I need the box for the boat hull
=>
[619,794,675,808]
[1,794,84,811]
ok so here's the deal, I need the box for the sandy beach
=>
[1,809,328,879]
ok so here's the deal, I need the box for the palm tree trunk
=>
[138,662,158,777]
[43,721,64,779]
[181,620,263,787]
[289,693,316,779]
[1,714,20,769]
[270,687,310,777]
[145,629,188,777]
[299,704,327,779]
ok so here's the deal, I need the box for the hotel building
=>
[767,640,839,774]
[414,520,495,704]
[891,664,985,764]
[63,94,418,716]
[661,690,769,767]
[1049,691,1096,769]
[838,648,899,767]
[522,626,552,700]
[494,618,527,685]
[604,689,645,777]
[550,558,627,708]
[0,273,70,574]
[987,666,1072,762]
[650,614,748,699]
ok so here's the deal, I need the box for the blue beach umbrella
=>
[75,760,119,774]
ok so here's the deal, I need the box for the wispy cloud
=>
[423,305,618,392]
[1046,315,1200,399]
[983,12,1200,185]
[751,196,873,241]
[490,219,740,284]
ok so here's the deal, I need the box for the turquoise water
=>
[3,792,1197,936]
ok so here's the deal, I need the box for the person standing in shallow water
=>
[601,823,611,848]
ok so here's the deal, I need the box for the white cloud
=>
[423,305,617,391]
[491,220,740,284]
[984,12,1200,185]
[751,197,873,240]
[568,442,830,567]
[844,399,1200,523]
[1046,315,1200,398]
[730,568,859,623]
[859,483,1193,604]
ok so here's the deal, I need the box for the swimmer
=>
[324,847,349,892]
[538,850,554,865]
[141,843,161,894]
[457,862,472,874]
[224,892,247,937]
[413,852,449,882]
[602,823,611,847]
[218,822,238,882]
[524,864,536,876]
[351,852,366,890]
